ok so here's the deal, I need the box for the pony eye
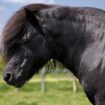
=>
[13,61,20,66]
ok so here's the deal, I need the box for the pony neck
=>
[47,19,86,77]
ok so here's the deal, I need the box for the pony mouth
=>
[5,79,27,88]
[14,80,28,88]
[15,83,25,88]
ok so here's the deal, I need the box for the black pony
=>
[2,4,105,105]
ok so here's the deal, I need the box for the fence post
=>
[72,76,78,94]
[41,67,46,93]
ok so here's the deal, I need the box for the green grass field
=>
[0,74,91,105]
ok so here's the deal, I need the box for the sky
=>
[0,0,105,36]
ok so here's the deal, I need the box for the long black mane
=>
[3,4,105,62]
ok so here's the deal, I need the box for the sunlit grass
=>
[0,74,91,105]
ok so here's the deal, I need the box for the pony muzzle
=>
[3,72,13,83]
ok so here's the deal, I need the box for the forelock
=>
[2,4,53,62]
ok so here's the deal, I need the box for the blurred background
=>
[0,0,105,105]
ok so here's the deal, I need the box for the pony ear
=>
[24,8,45,37]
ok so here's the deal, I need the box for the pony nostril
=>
[4,72,13,82]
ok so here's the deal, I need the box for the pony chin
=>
[6,79,26,88]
